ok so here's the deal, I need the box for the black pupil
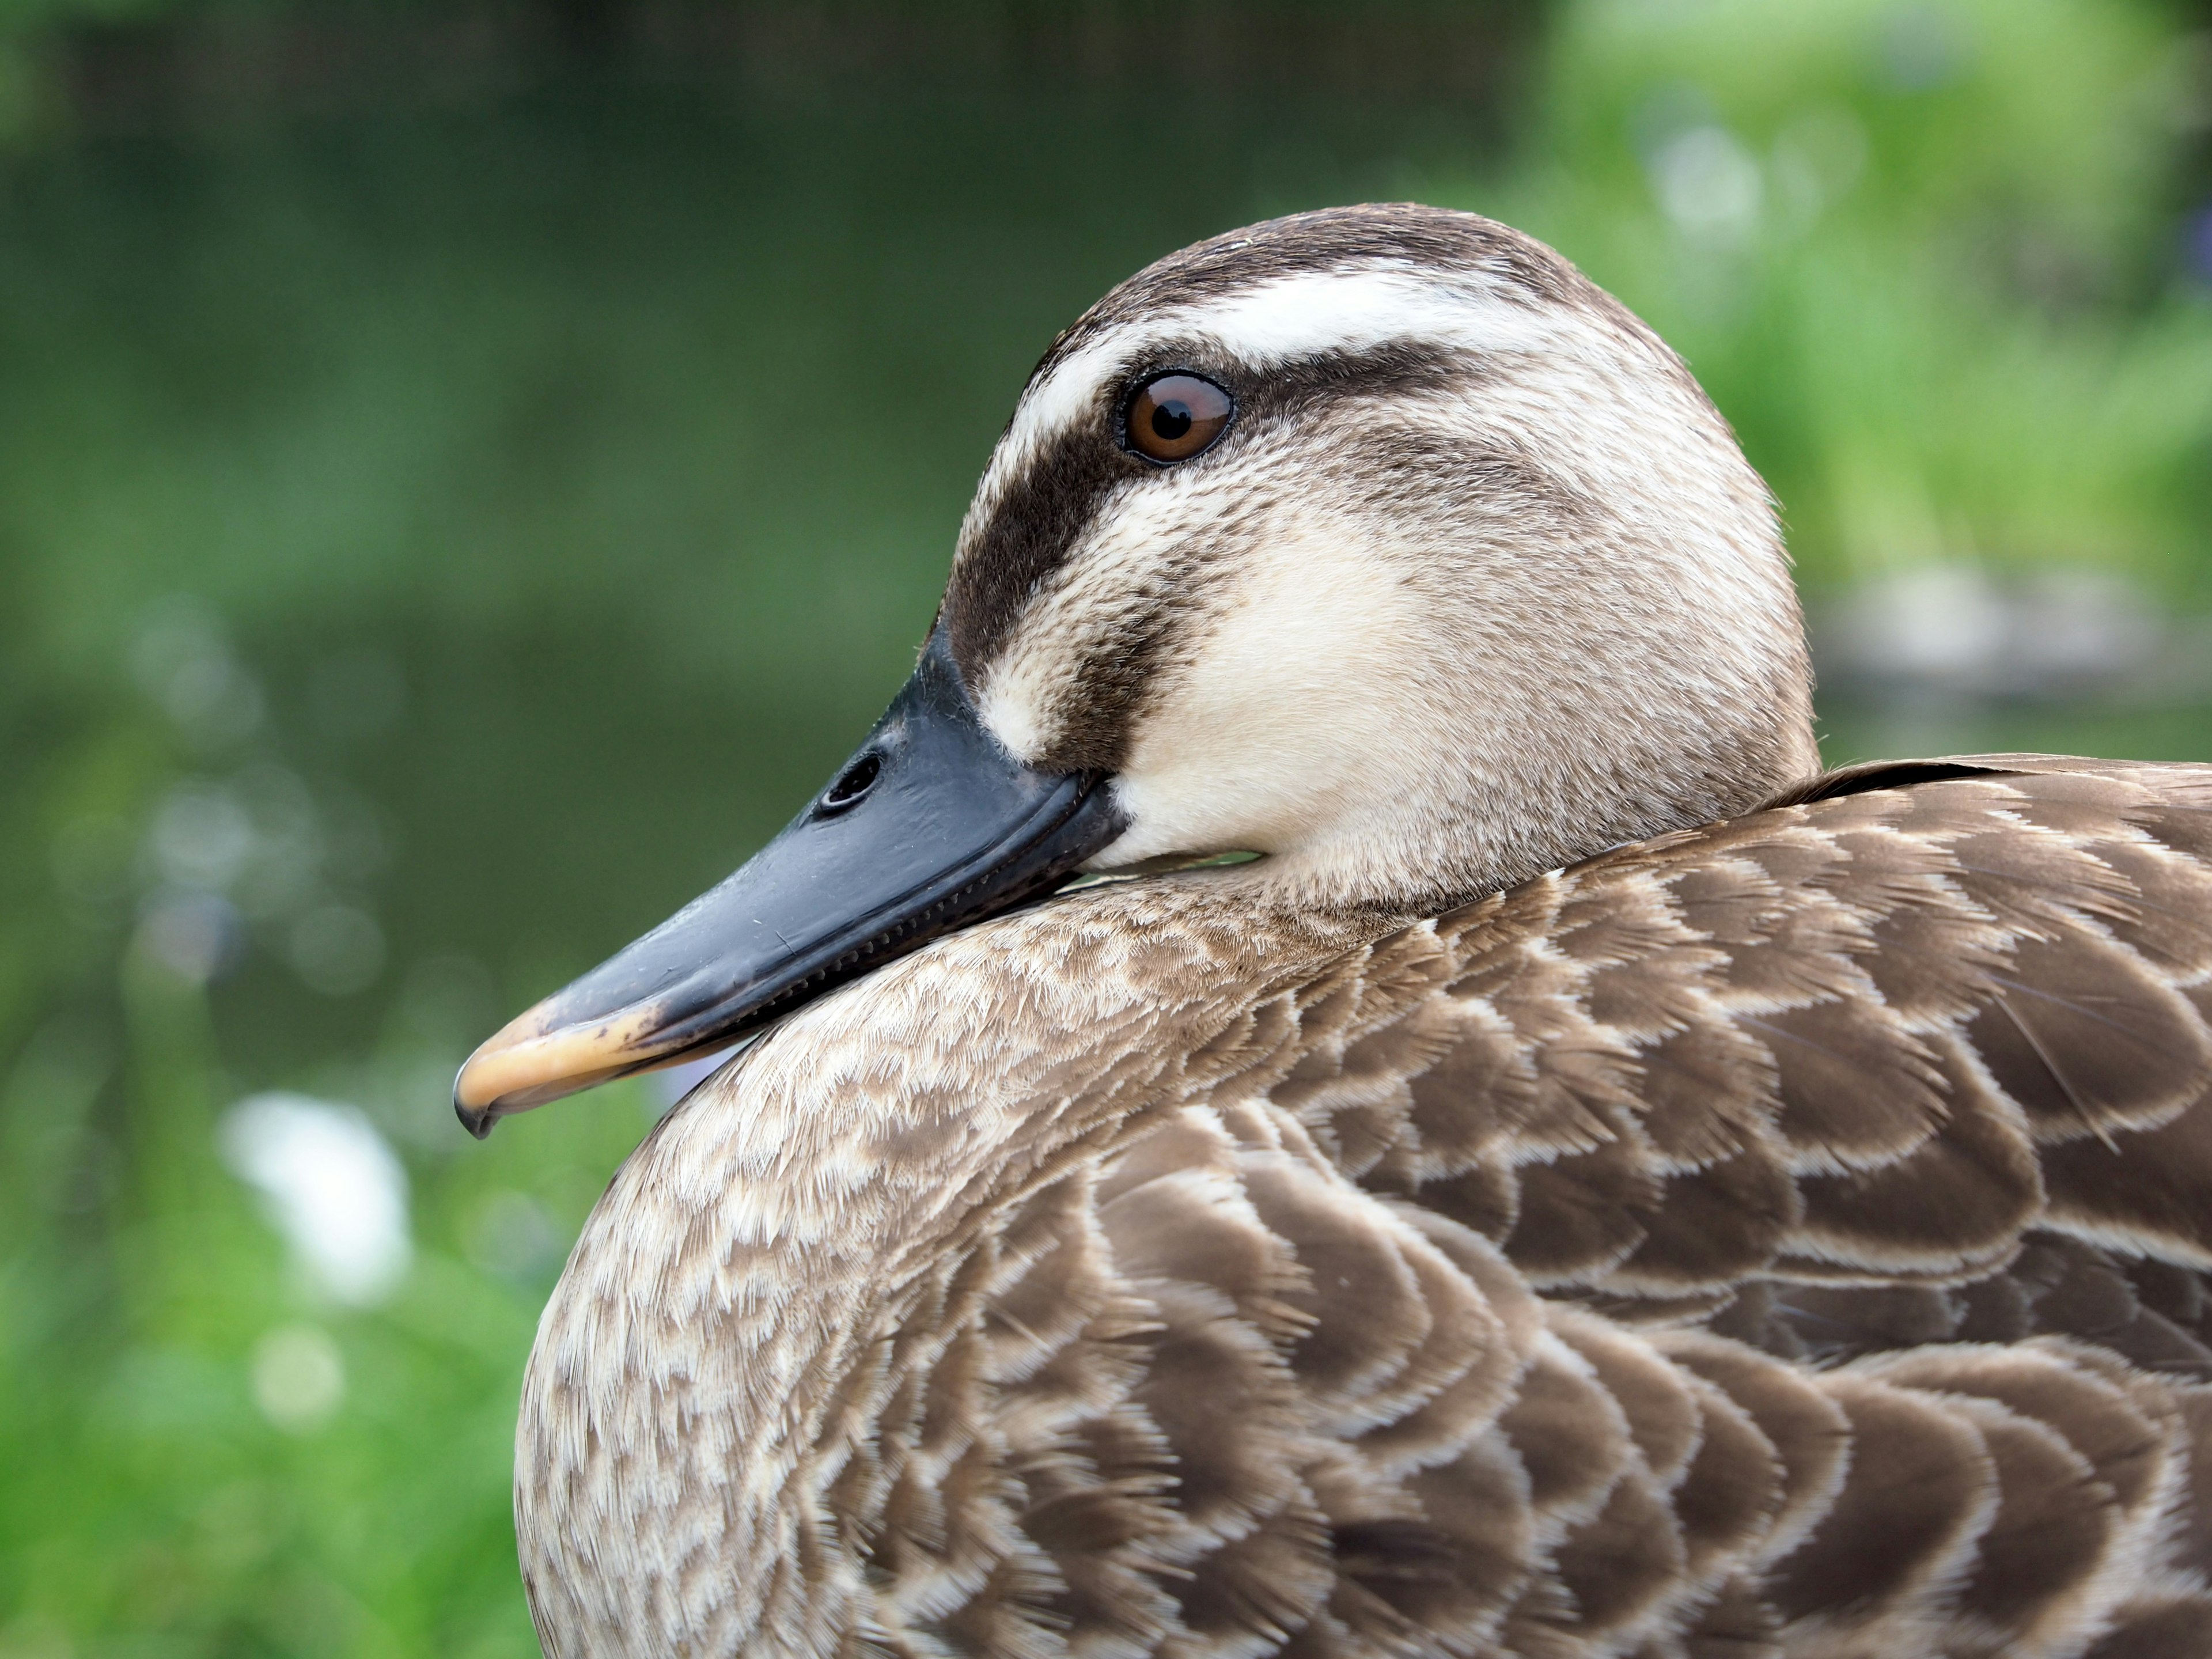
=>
[824,752,881,808]
[1150,400,1194,441]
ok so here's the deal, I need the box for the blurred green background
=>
[3,1,2210,1653]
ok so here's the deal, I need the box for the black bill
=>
[453,631,1126,1135]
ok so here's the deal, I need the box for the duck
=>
[453,204,2212,1659]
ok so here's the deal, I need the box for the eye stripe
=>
[944,402,1133,688]
[944,340,1477,693]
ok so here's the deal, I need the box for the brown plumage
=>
[516,755,2212,1659]
[466,210,2212,1658]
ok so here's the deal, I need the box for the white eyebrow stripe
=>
[967,264,1577,538]
[1164,263,1558,365]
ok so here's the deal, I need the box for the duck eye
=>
[1125,373,1233,464]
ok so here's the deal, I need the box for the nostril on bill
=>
[817,752,882,815]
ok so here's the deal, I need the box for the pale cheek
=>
[1097,526,1440,862]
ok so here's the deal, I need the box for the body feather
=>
[518,757,2212,1659]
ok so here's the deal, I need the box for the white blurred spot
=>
[1771,106,1869,228]
[1650,125,1763,243]
[134,891,242,984]
[1817,565,2170,700]
[289,904,387,996]
[229,764,325,919]
[131,599,264,748]
[151,781,256,891]
[251,1323,345,1433]
[1829,565,2009,688]
[220,1093,411,1304]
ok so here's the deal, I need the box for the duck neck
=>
[514,874,1381,1655]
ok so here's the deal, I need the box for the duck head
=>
[454,204,1817,1133]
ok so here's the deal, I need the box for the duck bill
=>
[453,634,1126,1137]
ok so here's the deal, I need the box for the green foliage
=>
[0,605,666,1655]
[2,966,653,1659]
[1448,0,2212,590]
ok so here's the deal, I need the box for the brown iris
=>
[1125,373,1233,464]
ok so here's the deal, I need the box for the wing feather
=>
[776,759,2212,1657]
[1264,758,2212,1305]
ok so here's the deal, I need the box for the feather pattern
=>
[518,757,2212,1659]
